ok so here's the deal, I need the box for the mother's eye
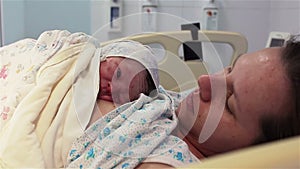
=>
[116,68,121,78]
[226,91,235,117]
[226,66,232,74]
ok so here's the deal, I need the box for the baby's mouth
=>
[100,87,111,95]
[98,88,113,101]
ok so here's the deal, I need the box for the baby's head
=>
[98,40,159,105]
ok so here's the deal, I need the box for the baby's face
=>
[99,57,148,105]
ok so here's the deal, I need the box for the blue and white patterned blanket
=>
[67,87,199,169]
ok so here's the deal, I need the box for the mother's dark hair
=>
[255,35,300,144]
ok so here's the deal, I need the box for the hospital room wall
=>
[1,0,25,46]
[1,0,299,53]
[90,0,299,67]
[91,0,299,52]
[269,1,300,34]
[1,0,91,45]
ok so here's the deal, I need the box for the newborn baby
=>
[97,40,159,105]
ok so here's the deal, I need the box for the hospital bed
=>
[101,30,248,92]
[0,30,299,168]
[103,30,300,168]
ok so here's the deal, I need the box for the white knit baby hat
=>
[100,40,159,90]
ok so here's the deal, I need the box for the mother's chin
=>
[175,89,201,132]
[176,89,201,115]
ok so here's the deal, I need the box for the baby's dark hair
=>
[254,35,300,145]
[144,69,158,97]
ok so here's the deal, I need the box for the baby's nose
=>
[106,82,112,92]
[198,75,211,102]
[101,80,111,91]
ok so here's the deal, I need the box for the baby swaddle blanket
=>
[67,87,198,169]
[0,30,100,168]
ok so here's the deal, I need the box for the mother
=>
[92,36,300,169]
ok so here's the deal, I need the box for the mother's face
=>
[176,47,293,156]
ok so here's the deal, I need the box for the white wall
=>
[2,0,25,45]
[1,0,91,45]
[91,0,300,52]
[269,0,300,33]
[2,0,299,54]
[89,0,299,69]
[24,1,91,39]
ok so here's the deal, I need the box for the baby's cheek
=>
[129,83,140,101]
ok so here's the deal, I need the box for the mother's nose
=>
[198,75,211,102]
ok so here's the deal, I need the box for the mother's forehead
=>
[234,47,283,66]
